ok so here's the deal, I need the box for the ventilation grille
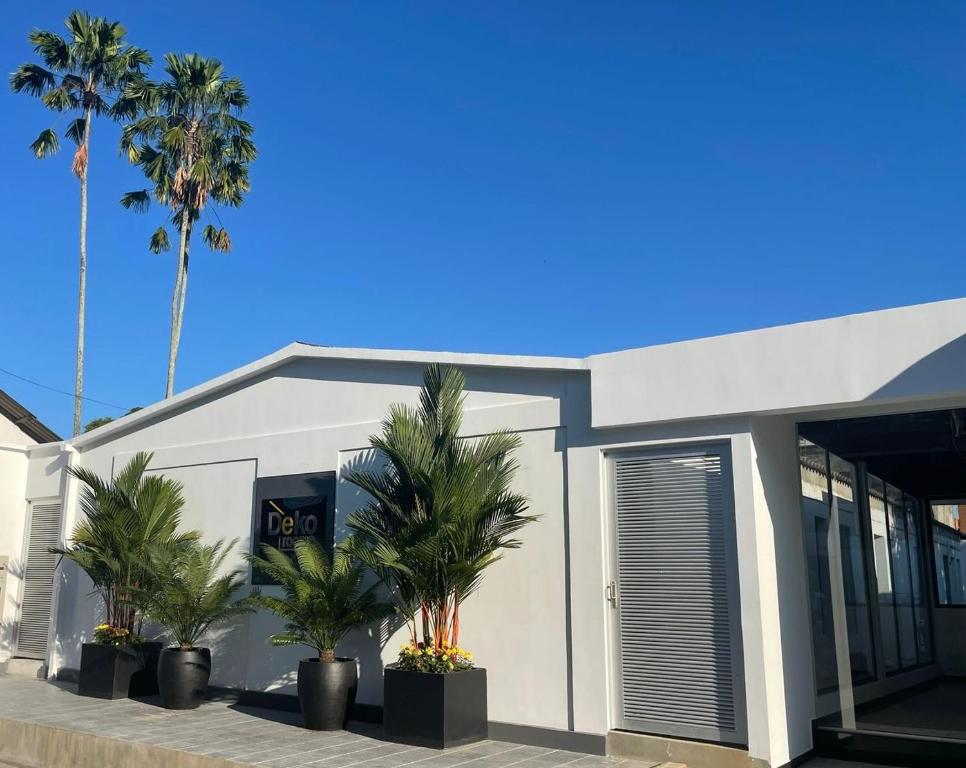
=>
[615,453,737,734]
[16,502,62,660]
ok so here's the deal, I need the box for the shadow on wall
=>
[238,448,403,704]
[50,559,97,677]
[0,558,23,657]
[869,333,966,402]
[332,449,405,706]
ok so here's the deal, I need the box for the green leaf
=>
[202,224,231,253]
[120,189,151,213]
[41,85,76,112]
[65,118,86,145]
[10,63,55,96]
[149,227,171,254]
[29,128,59,159]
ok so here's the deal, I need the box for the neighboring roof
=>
[70,343,587,448]
[0,388,60,444]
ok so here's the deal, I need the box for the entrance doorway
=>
[609,444,746,745]
[799,408,966,765]
[15,500,62,661]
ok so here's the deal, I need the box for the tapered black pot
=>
[158,647,211,710]
[297,658,358,730]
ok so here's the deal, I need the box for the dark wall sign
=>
[252,471,336,585]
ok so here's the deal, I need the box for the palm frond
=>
[29,128,59,158]
[120,189,150,213]
[11,63,55,96]
[149,226,171,254]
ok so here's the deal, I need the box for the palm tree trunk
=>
[165,214,190,398]
[72,109,92,436]
[172,225,192,380]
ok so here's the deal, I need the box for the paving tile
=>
[0,675,624,768]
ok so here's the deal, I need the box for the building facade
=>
[3,297,966,768]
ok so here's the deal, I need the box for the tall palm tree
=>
[11,11,150,436]
[120,53,255,398]
[345,365,535,651]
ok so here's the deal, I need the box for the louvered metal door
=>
[610,446,746,745]
[16,502,62,660]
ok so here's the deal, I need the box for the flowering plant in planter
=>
[93,624,143,646]
[397,642,473,673]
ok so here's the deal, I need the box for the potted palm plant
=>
[248,539,392,730]
[54,452,197,699]
[345,364,536,749]
[138,538,251,709]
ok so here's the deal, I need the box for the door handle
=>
[606,580,620,609]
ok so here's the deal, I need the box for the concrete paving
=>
[0,676,652,768]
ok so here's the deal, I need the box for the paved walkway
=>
[0,676,646,768]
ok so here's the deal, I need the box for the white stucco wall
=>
[42,355,785,760]
[0,444,29,661]
[47,360,585,733]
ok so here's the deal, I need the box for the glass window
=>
[930,501,966,606]
[829,453,876,682]
[800,438,877,690]
[868,474,899,673]
[887,484,917,669]
[905,495,931,663]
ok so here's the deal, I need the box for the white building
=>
[4,297,966,768]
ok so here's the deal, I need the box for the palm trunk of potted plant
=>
[248,539,391,731]
[345,364,536,748]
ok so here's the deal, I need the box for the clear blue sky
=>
[3,2,966,436]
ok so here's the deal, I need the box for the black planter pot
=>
[383,666,487,749]
[128,642,162,697]
[158,647,212,710]
[78,643,149,700]
[297,658,358,730]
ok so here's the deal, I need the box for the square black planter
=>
[78,643,155,700]
[383,666,487,749]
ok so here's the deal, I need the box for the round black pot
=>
[297,658,357,730]
[158,647,212,710]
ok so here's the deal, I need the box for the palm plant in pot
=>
[54,452,197,699]
[248,538,392,730]
[138,538,251,709]
[345,364,536,748]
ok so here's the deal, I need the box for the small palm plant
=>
[248,539,392,662]
[139,538,252,650]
